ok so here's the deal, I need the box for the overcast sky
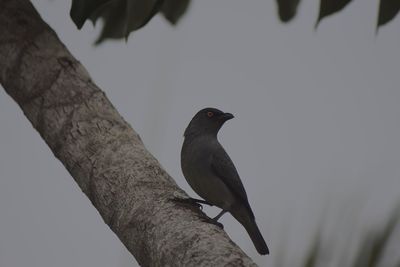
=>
[1,1,400,266]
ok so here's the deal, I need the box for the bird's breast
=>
[181,137,236,209]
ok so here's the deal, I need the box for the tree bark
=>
[0,0,257,266]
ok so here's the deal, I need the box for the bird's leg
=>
[213,210,227,221]
[199,210,227,229]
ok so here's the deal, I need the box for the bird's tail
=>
[232,206,269,255]
[245,218,269,255]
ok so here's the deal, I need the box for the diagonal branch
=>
[0,0,257,266]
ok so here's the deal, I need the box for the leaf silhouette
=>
[161,0,191,25]
[316,0,352,27]
[70,0,193,44]
[93,0,163,44]
[276,0,301,22]
[70,0,109,29]
[378,0,400,28]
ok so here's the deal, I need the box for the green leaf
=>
[316,0,352,27]
[161,0,191,25]
[276,0,301,22]
[378,0,400,28]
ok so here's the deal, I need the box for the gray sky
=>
[1,0,400,266]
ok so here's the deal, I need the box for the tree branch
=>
[0,0,257,266]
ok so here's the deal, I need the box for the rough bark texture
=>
[0,0,258,266]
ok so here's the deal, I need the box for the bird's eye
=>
[207,111,214,118]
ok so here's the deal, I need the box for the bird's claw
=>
[171,197,223,228]
[171,197,203,210]
[189,198,213,207]
[171,197,213,210]
[200,216,224,229]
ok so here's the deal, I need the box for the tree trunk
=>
[0,0,257,266]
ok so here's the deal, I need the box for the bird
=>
[180,107,269,255]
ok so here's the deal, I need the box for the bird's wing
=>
[210,147,254,216]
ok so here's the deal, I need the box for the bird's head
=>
[184,108,234,137]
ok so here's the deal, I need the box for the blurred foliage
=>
[301,230,321,267]
[351,205,400,267]
[297,204,400,267]
[70,0,399,44]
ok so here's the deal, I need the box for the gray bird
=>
[181,107,269,255]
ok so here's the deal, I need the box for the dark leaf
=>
[378,0,400,28]
[161,0,191,25]
[94,0,163,44]
[276,0,301,22]
[70,0,109,29]
[316,0,352,27]
[70,0,165,44]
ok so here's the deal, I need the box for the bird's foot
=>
[171,197,212,210]
[200,216,224,229]
[189,198,213,206]
[171,197,223,228]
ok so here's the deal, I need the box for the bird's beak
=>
[220,112,234,121]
